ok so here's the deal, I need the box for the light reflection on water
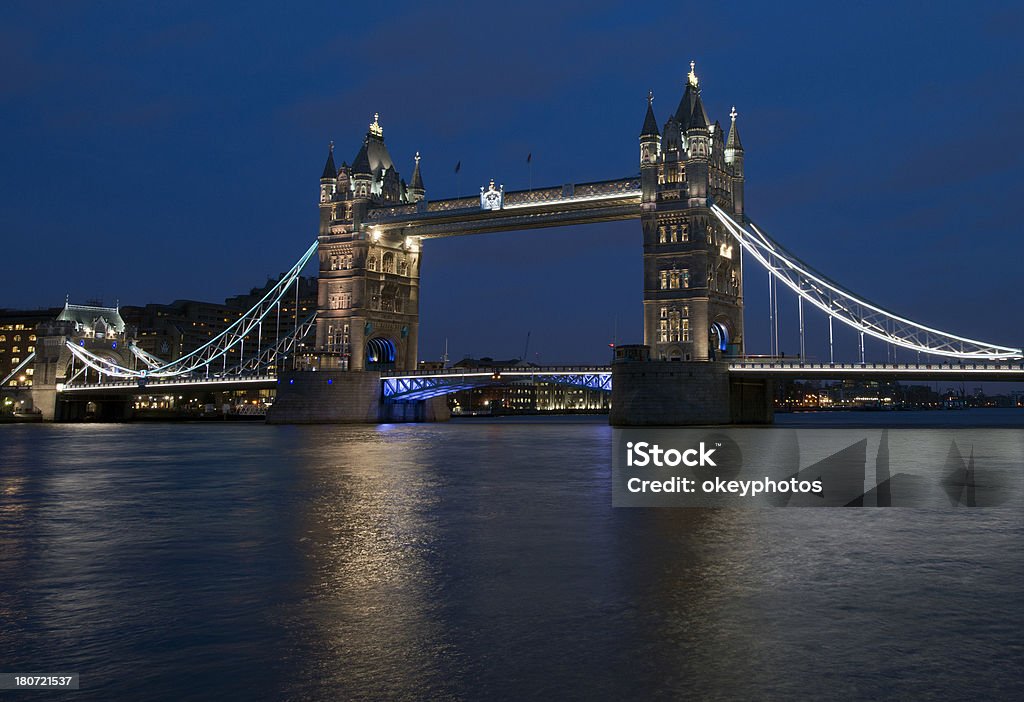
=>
[0,415,1021,701]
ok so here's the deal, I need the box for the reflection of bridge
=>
[13,62,1023,423]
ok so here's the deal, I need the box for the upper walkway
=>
[353,177,642,238]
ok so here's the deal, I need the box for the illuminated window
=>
[659,270,668,290]
[669,269,689,289]
[0,335,5,342]
[659,305,689,343]
[680,221,689,242]
[382,252,395,274]
[658,226,666,244]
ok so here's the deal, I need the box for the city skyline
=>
[2,2,1023,364]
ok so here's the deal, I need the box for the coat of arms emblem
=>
[480,179,504,210]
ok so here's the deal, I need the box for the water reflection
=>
[0,418,1021,700]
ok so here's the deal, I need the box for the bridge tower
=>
[640,62,745,361]
[30,303,136,421]
[315,114,422,372]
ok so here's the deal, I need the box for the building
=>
[0,307,61,386]
[120,274,317,368]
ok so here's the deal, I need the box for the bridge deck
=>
[728,360,1024,381]
[358,178,642,238]
[57,361,1024,396]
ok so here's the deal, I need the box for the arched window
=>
[382,252,395,274]
[367,256,377,272]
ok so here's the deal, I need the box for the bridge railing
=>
[364,178,642,223]
[729,360,1024,371]
[383,365,611,378]
[61,373,279,392]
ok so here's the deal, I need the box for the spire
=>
[410,151,424,190]
[726,106,743,150]
[687,91,709,130]
[675,60,706,129]
[675,82,694,129]
[352,138,371,175]
[640,90,660,138]
[320,141,337,180]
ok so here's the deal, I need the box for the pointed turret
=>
[639,92,661,203]
[725,106,743,153]
[640,90,660,138]
[674,60,703,128]
[408,151,426,203]
[321,142,337,180]
[687,92,709,131]
[352,140,371,176]
[725,106,744,217]
[319,141,338,206]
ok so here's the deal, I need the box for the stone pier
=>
[267,370,449,424]
[609,346,772,426]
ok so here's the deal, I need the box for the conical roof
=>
[640,92,659,138]
[321,143,337,179]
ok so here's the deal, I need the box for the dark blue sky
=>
[2,1,1022,364]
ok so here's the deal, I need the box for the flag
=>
[454,161,461,174]
[526,153,532,164]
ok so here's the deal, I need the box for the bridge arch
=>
[710,317,733,354]
[365,336,397,370]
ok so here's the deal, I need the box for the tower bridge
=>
[14,62,1022,423]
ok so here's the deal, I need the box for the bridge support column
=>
[30,385,58,421]
[609,347,772,426]
[267,370,451,424]
[381,397,451,423]
[267,370,383,423]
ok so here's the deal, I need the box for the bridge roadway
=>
[357,177,642,238]
[56,360,1024,397]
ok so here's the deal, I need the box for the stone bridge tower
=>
[639,62,746,361]
[315,114,423,372]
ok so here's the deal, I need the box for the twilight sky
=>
[2,1,1022,365]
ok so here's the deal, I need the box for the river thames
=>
[1,412,1022,700]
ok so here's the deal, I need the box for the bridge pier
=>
[267,370,450,424]
[609,346,772,426]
